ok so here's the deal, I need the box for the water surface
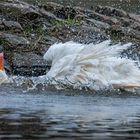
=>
[0,84,140,139]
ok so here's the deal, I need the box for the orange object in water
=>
[0,53,4,71]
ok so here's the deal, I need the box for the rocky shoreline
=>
[0,0,140,76]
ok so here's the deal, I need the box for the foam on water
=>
[9,40,140,92]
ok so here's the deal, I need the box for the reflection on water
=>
[0,109,47,139]
[2,109,140,140]
[0,85,140,139]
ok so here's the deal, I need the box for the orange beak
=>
[0,53,4,71]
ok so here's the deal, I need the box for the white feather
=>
[44,40,140,91]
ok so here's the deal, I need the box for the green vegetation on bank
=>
[53,16,81,28]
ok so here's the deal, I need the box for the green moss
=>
[23,24,46,37]
[53,16,81,28]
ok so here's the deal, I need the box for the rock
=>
[89,12,119,25]
[95,5,128,18]
[43,35,60,45]
[55,6,77,19]
[0,0,41,20]
[0,32,30,46]
[32,35,61,55]
[50,25,108,44]
[12,52,50,76]
[75,14,88,21]
[74,6,87,14]
[0,20,5,29]
[119,17,133,27]
[129,14,140,23]
[2,20,23,31]
[41,3,77,19]
[108,25,140,42]
[39,8,61,21]
[42,2,63,12]
[85,18,110,30]
[130,22,140,31]
[72,26,108,44]
[0,45,3,53]
[123,27,140,40]
[38,18,53,28]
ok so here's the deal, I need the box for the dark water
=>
[0,84,140,140]
[25,0,140,14]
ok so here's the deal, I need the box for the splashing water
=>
[0,70,9,84]
[8,40,140,92]
[42,40,140,91]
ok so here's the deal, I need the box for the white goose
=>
[44,40,140,91]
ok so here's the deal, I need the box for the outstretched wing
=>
[77,40,132,62]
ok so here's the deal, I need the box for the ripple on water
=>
[0,84,140,139]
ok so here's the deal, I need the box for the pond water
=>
[25,0,140,14]
[0,84,140,139]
